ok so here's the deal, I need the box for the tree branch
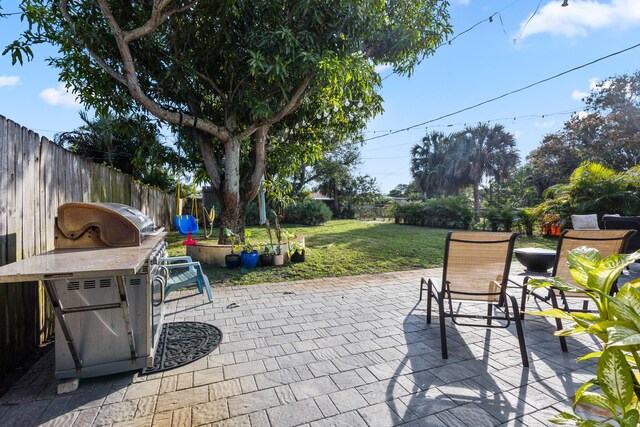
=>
[59,0,127,85]
[123,0,198,43]
[91,0,231,141]
[237,73,314,142]
[195,70,225,99]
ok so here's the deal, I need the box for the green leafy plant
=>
[223,228,239,254]
[516,208,535,236]
[527,247,640,426]
[239,230,256,254]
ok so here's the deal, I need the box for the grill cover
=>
[54,203,157,249]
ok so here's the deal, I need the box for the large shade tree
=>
[526,71,640,196]
[5,0,452,241]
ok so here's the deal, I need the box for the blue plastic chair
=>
[162,256,212,302]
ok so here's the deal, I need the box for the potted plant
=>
[271,211,285,265]
[289,239,305,263]
[258,243,274,267]
[223,228,242,269]
[527,248,640,426]
[239,230,259,268]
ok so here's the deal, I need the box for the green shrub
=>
[393,196,473,229]
[515,208,535,236]
[284,199,332,225]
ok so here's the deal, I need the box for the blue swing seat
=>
[174,214,199,235]
[162,256,212,302]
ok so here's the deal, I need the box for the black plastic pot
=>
[259,253,274,267]
[225,253,242,269]
[290,250,305,263]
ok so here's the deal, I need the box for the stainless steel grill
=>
[0,202,168,379]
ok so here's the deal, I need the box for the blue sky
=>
[1,0,639,193]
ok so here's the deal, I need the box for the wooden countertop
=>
[0,232,167,283]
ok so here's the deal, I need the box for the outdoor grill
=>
[0,202,168,379]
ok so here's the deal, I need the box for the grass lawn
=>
[166,219,558,286]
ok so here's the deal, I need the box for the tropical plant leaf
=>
[575,392,616,415]
[577,352,603,362]
[525,308,575,320]
[606,296,640,331]
[557,326,587,336]
[587,264,630,295]
[573,379,597,410]
[597,348,634,408]
[607,324,640,349]
[568,247,602,272]
[620,409,639,427]
[528,277,582,293]
[616,283,640,316]
[549,412,583,425]
[571,312,605,329]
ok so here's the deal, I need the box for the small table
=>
[514,248,556,272]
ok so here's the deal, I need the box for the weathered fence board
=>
[0,114,176,377]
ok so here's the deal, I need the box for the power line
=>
[364,42,640,143]
[380,0,522,81]
[363,107,577,135]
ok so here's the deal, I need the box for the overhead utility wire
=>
[365,42,640,143]
[364,107,577,135]
[381,0,521,81]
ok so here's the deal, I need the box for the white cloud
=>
[374,64,392,74]
[517,0,640,40]
[571,77,612,100]
[0,75,20,87]
[40,84,82,108]
[572,90,589,100]
[576,110,589,119]
[535,120,556,128]
[513,130,523,139]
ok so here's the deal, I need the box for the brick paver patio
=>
[3,265,638,426]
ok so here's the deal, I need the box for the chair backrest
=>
[603,217,640,253]
[443,232,517,302]
[552,229,636,285]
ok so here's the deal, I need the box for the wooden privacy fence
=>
[0,115,176,377]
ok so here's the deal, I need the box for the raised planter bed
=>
[187,236,305,266]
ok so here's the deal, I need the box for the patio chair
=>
[162,256,213,302]
[421,232,528,367]
[521,229,636,352]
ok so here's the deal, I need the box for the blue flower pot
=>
[241,250,259,268]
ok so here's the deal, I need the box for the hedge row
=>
[393,196,474,229]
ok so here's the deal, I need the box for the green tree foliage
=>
[312,143,382,218]
[526,71,640,196]
[533,162,640,228]
[410,123,519,215]
[56,112,177,191]
[4,0,452,242]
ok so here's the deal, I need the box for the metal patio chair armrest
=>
[161,256,194,264]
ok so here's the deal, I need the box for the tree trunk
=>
[217,137,242,243]
[473,184,480,221]
[212,127,268,244]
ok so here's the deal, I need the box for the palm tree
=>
[56,112,178,191]
[410,131,454,197]
[448,123,519,217]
